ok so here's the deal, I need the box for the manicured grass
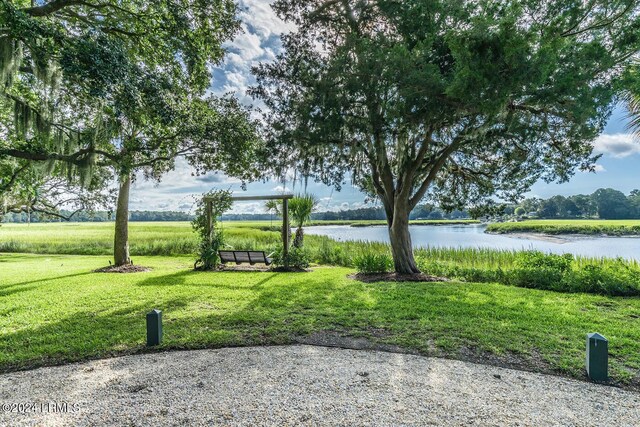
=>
[487,219,640,236]
[1,253,639,387]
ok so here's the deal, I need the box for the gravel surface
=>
[1,345,638,426]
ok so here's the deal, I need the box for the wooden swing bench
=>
[218,250,273,266]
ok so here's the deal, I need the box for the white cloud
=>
[209,0,295,108]
[232,201,265,214]
[271,185,292,193]
[232,27,265,61]
[237,0,296,39]
[594,164,606,172]
[593,133,640,158]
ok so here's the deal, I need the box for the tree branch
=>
[0,163,29,194]
[409,137,465,209]
[23,0,88,17]
[561,1,635,37]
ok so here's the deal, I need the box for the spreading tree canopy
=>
[0,0,262,265]
[252,0,640,273]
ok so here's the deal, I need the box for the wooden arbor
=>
[203,193,294,263]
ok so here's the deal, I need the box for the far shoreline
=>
[485,219,640,237]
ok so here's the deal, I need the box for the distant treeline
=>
[2,205,469,223]
[2,210,194,223]
[5,187,637,223]
[504,188,640,220]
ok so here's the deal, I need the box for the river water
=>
[306,224,640,260]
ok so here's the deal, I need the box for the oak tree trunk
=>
[114,173,131,266]
[388,203,420,274]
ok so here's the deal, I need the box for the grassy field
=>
[2,221,640,296]
[1,253,639,388]
[0,221,476,255]
[487,219,640,236]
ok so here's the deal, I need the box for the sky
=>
[128,0,640,214]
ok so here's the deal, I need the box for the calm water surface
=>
[306,225,640,260]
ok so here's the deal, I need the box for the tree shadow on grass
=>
[135,270,278,291]
[0,297,197,373]
[4,269,637,389]
[1,272,93,290]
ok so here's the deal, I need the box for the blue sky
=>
[129,1,640,214]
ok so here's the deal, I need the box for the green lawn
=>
[487,219,640,235]
[1,253,639,388]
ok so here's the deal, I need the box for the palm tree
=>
[264,199,280,228]
[624,89,640,140]
[288,194,319,248]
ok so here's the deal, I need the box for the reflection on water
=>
[306,225,640,260]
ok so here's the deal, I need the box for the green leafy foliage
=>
[2,221,640,296]
[354,252,393,274]
[289,194,319,248]
[271,246,311,270]
[192,190,232,270]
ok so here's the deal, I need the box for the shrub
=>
[354,252,393,274]
[315,238,350,266]
[514,251,573,272]
[509,252,572,291]
[271,246,311,270]
[192,190,232,269]
[568,261,640,296]
[504,251,640,296]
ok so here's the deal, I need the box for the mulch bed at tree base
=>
[94,265,152,273]
[349,272,449,283]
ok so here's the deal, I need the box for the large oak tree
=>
[252,0,640,273]
[0,0,261,265]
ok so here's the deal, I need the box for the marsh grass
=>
[2,222,640,295]
[487,220,640,235]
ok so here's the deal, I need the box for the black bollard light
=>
[586,332,608,382]
[146,309,163,346]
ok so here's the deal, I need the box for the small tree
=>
[289,194,319,248]
[193,190,233,270]
[264,194,319,248]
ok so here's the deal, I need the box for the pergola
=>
[203,193,294,260]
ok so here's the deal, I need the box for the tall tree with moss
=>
[0,0,262,265]
[252,0,640,273]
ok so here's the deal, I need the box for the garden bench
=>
[218,250,273,266]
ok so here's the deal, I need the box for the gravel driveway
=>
[1,345,638,426]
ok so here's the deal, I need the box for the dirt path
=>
[1,345,638,426]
